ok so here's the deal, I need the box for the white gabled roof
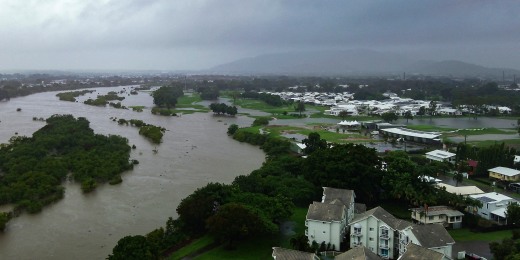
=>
[470,192,516,203]
[426,150,456,159]
[381,127,440,140]
[489,166,520,177]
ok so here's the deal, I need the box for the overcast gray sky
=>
[1,0,519,71]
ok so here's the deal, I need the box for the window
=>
[369,227,374,231]
[428,216,434,220]
[381,228,389,238]
[354,227,362,234]
[369,237,374,241]
[323,231,326,233]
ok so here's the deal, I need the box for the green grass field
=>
[241,125,373,144]
[455,128,514,135]
[171,94,210,113]
[169,235,214,260]
[405,125,456,132]
[233,99,294,114]
[448,228,513,242]
[466,139,520,148]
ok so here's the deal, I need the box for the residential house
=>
[349,207,411,259]
[468,192,518,224]
[322,187,356,222]
[271,247,319,260]
[335,246,382,260]
[398,224,455,258]
[410,206,464,229]
[305,187,355,251]
[350,207,455,259]
[398,243,447,260]
[425,150,456,164]
[436,108,462,116]
[467,160,478,176]
[436,183,484,196]
[305,202,346,251]
[488,166,520,182]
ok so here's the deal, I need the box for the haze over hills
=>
[208,50,520,78]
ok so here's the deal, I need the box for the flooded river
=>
[0,87,265,260]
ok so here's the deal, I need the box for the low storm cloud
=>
[0,0,519,70]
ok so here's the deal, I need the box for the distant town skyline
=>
[1,0,519,71]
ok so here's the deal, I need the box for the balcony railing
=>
[380,244,390,249]
[380,233,390,240]
[352,241,363,246]
[352,231,362,237]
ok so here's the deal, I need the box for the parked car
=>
[509,183,520,193]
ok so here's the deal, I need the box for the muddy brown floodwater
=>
[0,87,265,260]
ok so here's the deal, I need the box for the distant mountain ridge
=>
[208,50,520,77]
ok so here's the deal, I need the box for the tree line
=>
[240,92,285,106]
[455,142,517,177]
[209,103,237,116]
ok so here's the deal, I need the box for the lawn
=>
[233,99,295,114]
[455,128,514,136]
[380,201,412,220]
[278,207,308,248]
[169,235,214,260]
[448,228,514,242]
[466,139,520,149]
[405,125,456,132]
[168,93,210,114]
[194,237,275,260]
[177,93,203,105]
[259,125,373,144]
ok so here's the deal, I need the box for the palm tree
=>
[295,101,305,117]
[453,172,464,187]
[404,110,413,124]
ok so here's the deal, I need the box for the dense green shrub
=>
[0,115,133,212]
[252,117,269,126]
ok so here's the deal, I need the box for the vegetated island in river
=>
[0,114,136,231]
[113,118,166,144]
